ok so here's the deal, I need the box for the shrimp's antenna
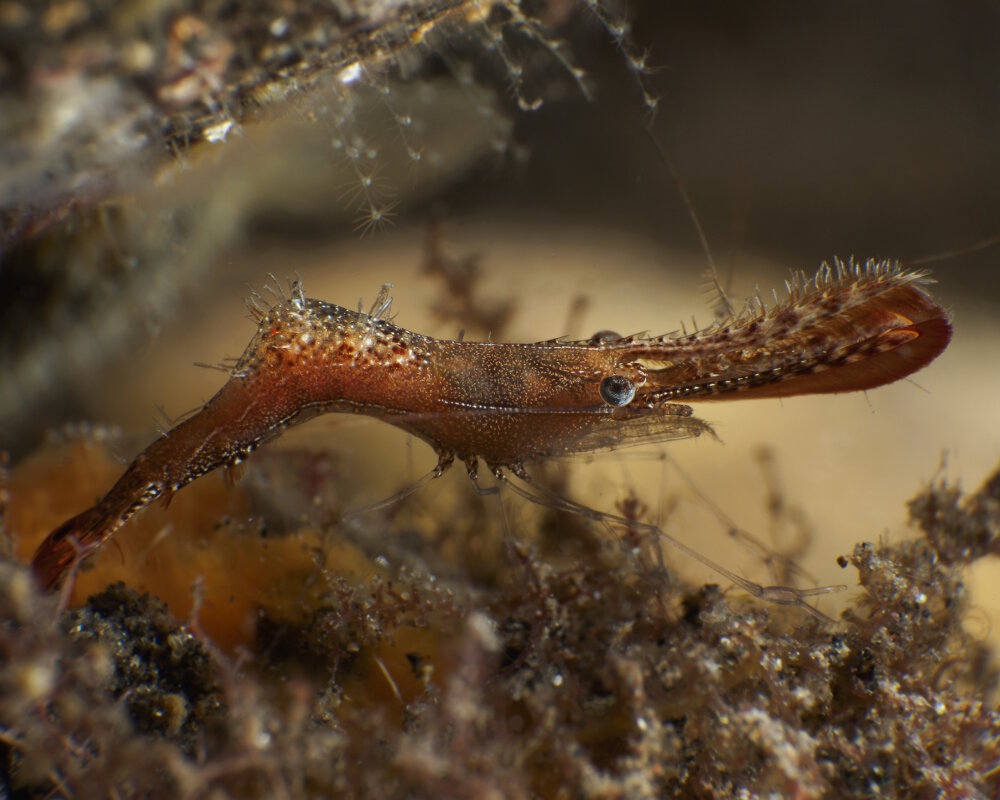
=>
[903,232,1000,267]
[643,125,735,319]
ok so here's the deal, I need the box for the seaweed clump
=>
[1,455,999,797]
[62,583,226,756]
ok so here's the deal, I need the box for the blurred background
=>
[2,0,998,626]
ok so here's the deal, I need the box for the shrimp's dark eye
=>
[589,329,622,345]
[599,375,636,406]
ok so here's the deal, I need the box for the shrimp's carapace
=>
[32,260,951,590]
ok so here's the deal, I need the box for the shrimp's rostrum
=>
[32,259,951,590]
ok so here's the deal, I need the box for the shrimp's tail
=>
[30,300,336,590]
[32,503,132,590]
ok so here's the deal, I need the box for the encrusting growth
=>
[32,259,951,591]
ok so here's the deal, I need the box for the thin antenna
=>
[643,126,735,319]
[903,233,1000,267]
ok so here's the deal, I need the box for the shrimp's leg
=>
[498,470,844,623]
[337,466,443,523]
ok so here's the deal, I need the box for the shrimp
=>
[31,259,951,602]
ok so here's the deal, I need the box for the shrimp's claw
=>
[745,314,952,400]
[635,262,952,403]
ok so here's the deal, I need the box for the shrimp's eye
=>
[599,375,636,407]
[588,329,622,345]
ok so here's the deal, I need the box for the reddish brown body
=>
[32,260,951,589]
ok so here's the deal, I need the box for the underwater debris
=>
[3,454,999,797]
